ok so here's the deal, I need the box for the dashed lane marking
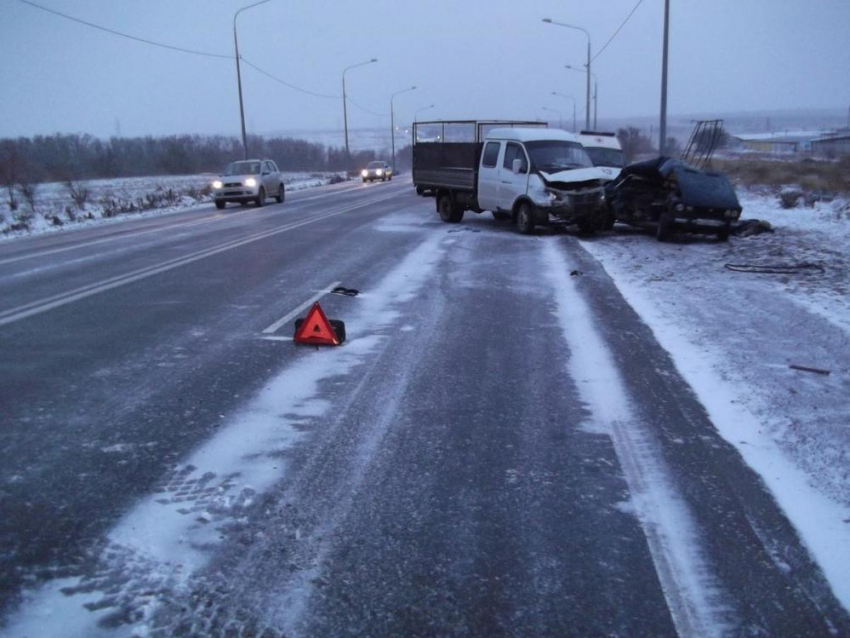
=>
[0,191,399,328]
[261,281,342,335]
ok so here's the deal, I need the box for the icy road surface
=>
[0,179,848,637]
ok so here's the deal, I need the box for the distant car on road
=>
[212,159,285,209]
[361,161,393,182]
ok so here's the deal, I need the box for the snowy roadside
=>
[0,172,342,242]
[581,191,850,608]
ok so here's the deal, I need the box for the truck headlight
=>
[544,188,560,203]
[212,180,223,189]
[245,177,257,187]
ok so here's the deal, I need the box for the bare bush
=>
[65,180,91,210]
[17,180,39,213]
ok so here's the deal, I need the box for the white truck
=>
[576,131,625,176]
[412,120,614,234]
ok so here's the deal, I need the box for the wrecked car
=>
[605,157,743,241]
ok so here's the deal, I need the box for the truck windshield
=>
[224,161,261,175]
[585,147,625,168]
[525,141,592,173]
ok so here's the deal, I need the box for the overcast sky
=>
[1,0,848,139]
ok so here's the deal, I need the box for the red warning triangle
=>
[294,302,340,345]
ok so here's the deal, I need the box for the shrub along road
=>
[0,179,847,637]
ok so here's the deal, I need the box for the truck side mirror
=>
[512,158,524,174]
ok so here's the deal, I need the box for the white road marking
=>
[259,335,294,342]
[0,215,225,267]
[262,281,342,334]
[0,191,399,328]
[0,178,406,267]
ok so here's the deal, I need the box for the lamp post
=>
[659,0,670,154]
[542,107,563,129]
[543,18,592,130]
[565,64,598,130]
[551,92,577,132]
[414,104,435,122]
[233,0,271,160]
[390,85,416,174]
[342,58,377,177]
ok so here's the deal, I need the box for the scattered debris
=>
[789,364,831,376]
[724,262,825,275]
[330,286,359,297]
[732,219,774,237]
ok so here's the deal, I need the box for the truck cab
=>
[576,131,625,178]
[476,128,613,233]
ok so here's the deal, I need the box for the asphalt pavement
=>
[1,178,847,637]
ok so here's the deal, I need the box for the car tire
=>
[362,178,367,183]
[492,211,511,221]
[717,224,730,242]
[576,218,598,235]
[516,202,535,235]
[275,184,285,203]
[215,200,225,210]
[255,187,266,207]
[438,193,463,223]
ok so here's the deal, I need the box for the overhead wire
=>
[346,97,387,117]
[16,0,233,59]
[16,0,342,100]
[591,0,645,63]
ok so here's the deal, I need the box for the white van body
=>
[477,128,610,228]
[576,132,625,178]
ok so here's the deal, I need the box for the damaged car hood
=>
[539,166,616,187]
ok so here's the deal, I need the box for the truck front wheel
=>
[438,194,463,223]
[516,202,536,235]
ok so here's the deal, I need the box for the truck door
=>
[497,142,530,210]
[477,141,502,211]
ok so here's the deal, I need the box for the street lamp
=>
[551,92,577,132]
[414,104,435,123]
[233,0,271,160]
[565,65,598,130]
[390,85,416,173]
[543,18,592,130]
[342,58,378,177]
[542,106,562,129]
[659,0,670,154]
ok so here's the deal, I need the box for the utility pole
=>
[659,0,670,155]
[593,81,598,130]
[233,1,270,161]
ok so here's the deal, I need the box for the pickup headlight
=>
[212,180,223,189]
[245,177,257,187]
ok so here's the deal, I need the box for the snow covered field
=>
[583,192,850,605]
[0,172,342,239]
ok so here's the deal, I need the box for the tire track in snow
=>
[542,241,734,638]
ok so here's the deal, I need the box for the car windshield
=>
[525,141,593,172]
[585,147,625,168]
[224,161,261,175]
[367,162,385,168]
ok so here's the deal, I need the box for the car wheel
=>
[362,178,367,183]
[516,202,535,235]
[717,223,730,242]
[492,211,511,221]
[275,184,284,203]
[215,200,225,210]
[438,193,463,223]
[576,218,598,235]
[255,187,265,207]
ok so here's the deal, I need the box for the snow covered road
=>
[0,182,847,637]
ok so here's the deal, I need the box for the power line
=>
[347,97,387,117]
[17,0,347,101]
[591,0,645,63]
[16,0,233,59]
[240,58,340,99]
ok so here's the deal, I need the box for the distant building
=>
[811,133,850,158]
[730,131,827,154]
